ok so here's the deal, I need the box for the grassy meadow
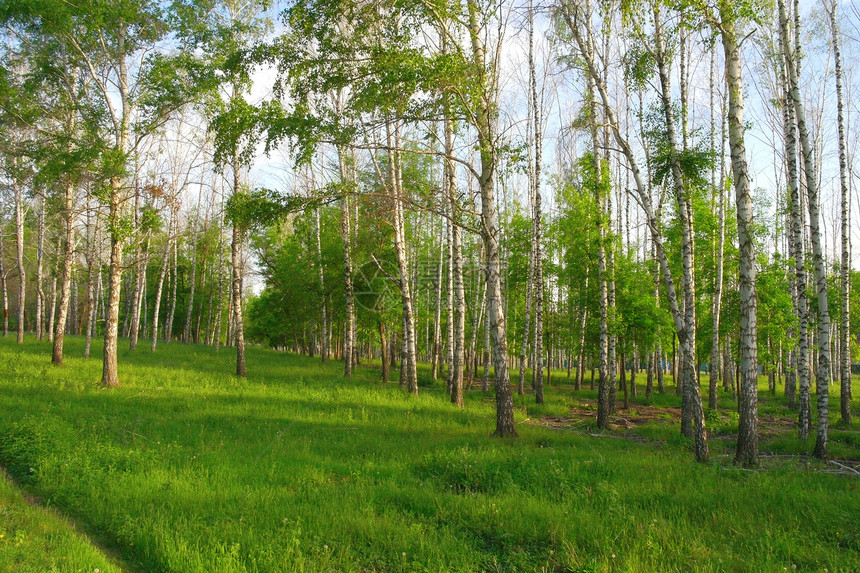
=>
[0,335,858,572]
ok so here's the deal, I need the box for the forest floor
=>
[1,336,859,572]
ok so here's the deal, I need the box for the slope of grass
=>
[0,467,121,573]
[1,335,858,572]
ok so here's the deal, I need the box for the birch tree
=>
[825,0,851,426]
[777,0,832,456]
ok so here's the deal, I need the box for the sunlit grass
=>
[1,335,858,571]
[0,468,121,573]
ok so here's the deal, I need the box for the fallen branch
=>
[828,460,860,477]
[121,428,147,440]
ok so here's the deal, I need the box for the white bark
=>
[778,0,831,457]
[826,0,852,426]
[718,5,758,466]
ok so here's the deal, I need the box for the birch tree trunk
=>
[184,199,201,344]
[431,218,443,380]
[129,236,148,351]
[165,234,178,343]
[719,5,758,466]
[446,214,455,393]
[14,165,25,344]
[576,276,588,392]
[213,218,225,351]
[338,146,356,378]
[35,193,45,340]
[0,202,7,336]
[102,177,124,387]
[388,120,418,394]
[590,80,610,430]
[128,183,144,350]
[465,0,517,436]
[826,0,852,426]
[709,53,726,411]
[231,151,247,377]
[48,238,59,343]
[778,0,831,457]
[84,202,99,358]
[315,203,328,363]
[52,183,76,365]
[529,0,544,404]
[777,22,809,428]
[101,48,131,387]
[519,218,534,396]
[652,5,708,451]
[151,217,172,352]
[448,192,465,404]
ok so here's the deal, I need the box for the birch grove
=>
[0,0,857,461]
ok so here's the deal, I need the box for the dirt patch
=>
[759,414,796,437]
[536,400,681,431]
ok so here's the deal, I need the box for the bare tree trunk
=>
[580,7,610,430]
[445,111,466,407]
[778,0,831,457]
[102,180,123,387]
[213,221,225,352]
[482,286,491,392]
[720,6,758,467]
[445,215,454,393]
[165,233,178,343]
[463,1,516,435]
[709,52,727,411]
[315,204,328,363]
[777,19,809,427]
[652,7,704,445]
[621,351,628,409]
[575,277,588,392]
[647,352,654,398]
[128,182,144,350]
[14,167,25,344]
[826,0,852,426]
[387,120,418,394]
[101,56,131,387]
[129,236,148,351]
[52,183,76,365]
[0,201,8,336]
[48,238,59,343]
[518,217,534,396]
[184,200,201,344]
[84,202,98,358]
[231,156,246,377]
[630,352,637,397]
[151,225,172,352]
[431,218,443,380]
[338,147,355,378]
[379,317,388,382]
[529,0,544,405]
[607,197,617,417]
[35,193,45,340]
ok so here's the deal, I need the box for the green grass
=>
[0,468,121,572]
[0,336,859,572]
